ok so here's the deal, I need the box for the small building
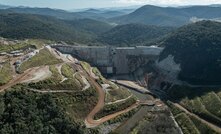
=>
[13,53,24,57]
[0,52,7,56]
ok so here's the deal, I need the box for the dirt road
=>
[0,68,38,92]
[85,102,139,128]
[27,88,75,93]
[80,64,139,128]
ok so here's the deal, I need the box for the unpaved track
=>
[81,64,140,128]
[83,68,106,127]
[27,88,75,93]
[0,68,38,92]
[173,103,221,133]
[106,95,133,105]
[85,102,139,128]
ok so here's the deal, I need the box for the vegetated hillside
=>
[160,21,221,85]
[0,88,86,134]
[167,85,221,133]
[4,7,127,21]
[65,19,114,35]
[76,9,127,19]
[0,13,112,44]
[5,7,83,20]
[98,23,174,46]
[110,5,221,26]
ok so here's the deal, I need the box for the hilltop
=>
[0,13,113,44]
[110,5,221,26]
[0,38,149,133]
[98,23,174,46]
[160,21,221,85]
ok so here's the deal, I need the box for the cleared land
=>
[19,48,62,72]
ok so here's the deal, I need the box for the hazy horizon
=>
[0,0,221,10]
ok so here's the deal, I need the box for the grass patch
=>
[26,39,51,49]
[0,42,35,53]
[61,64,75,79]
[19,48,62,72]
[95,97,137,119]
[106,86,132,103]
[0,39,50,53]
[54,88,98,121]
[80,61,91,73]
[49,65,63,82]
[107,107,140,125]
[0,62,13,86]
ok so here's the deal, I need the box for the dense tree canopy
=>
[0,88,84,134]
[160,21,221,84]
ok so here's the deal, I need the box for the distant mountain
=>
[0,12,112,44]
[160,21,221,84]
[98,23,175,46]
[5,7,83,20]
[74,9,128,20]
[0,4,11,9]
[110,5,221,26]
[3,7,127,21]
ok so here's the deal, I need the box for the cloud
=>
[114,0,221,6]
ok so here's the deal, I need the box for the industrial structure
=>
[53,45,163,75]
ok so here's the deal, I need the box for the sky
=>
[0,0,221,10]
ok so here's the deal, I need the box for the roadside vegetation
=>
[95,97,137,119]
[92,67,132,103]
[0,85,98,134]
[167,101,220,134]
[61,63,75,79]
[128,110,180,134]
[107,107,140,125]
[175,113,200,134]
[81,61,91,73]
[0,87,83,134]
[19,48,62,72]
[0,62,12,86]
[167,85,221,126]
[0,39,48,53]
[0,42,35,53]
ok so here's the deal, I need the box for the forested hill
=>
[98,23,175,46]
[0,12,113,44]
[111,5,221,26]
[160,21,221,85]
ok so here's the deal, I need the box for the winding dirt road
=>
[78,64,139,128]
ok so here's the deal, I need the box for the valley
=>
[0,39,169,133]
[0,2,221,134]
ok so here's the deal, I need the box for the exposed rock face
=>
[156,55,181,80]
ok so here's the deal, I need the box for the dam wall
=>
[52,45,163,74]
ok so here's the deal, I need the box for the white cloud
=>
[115,0,221,6]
